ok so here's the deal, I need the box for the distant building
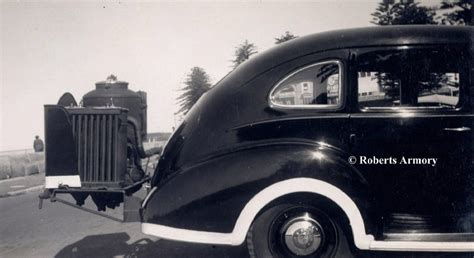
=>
[273,70,458,107]
[273,74,340,105]
[145,132,172,142]
[357,72,386,102]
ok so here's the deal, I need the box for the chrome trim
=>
[141,186,158,208]
[268,60,343,110]
[230,114,350,131]
[384,232,474,241]
[350,114,474,118]
[385,232,474,237]
[360,106,459,111]
[369,241,474,252]
[443,126,471,132]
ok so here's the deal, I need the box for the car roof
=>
[276,25,470,54]
[221,25,472,89]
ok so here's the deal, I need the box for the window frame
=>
[268,60,344,110]
[353,45,467,112]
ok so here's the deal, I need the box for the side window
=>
[270,61,342,108]
[357,48,464,109]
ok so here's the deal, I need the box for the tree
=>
[439,0,472,25]
[275,31,298,44]
[371,1,438,102]
[371,0,437,25]
[371,0,397,25]
[176,67,211,116]
[392,1,437,24]
[232,40,258,69]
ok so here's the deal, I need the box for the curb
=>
[3,185,44,197]
[0,176,29,184]
[0,172,44,184]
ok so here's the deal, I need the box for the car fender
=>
[142,141,372,240]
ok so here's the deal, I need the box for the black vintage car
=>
[42,26,473,257]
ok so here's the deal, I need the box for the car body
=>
[140,25,473,256]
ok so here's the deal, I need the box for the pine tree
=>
[391,1,437,25]
[371,0,437,25]
[232,40,258,69]
[371,0,439,103]
[440,0,472,25]
[371,0,397,25]
[275,31,298,44]
[176,67,211,116]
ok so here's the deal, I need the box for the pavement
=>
[0,186,248,258]
[0,173,44,198]
[0,173,249,257]
[1,174,473,257]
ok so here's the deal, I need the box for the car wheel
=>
[247,204,353,258]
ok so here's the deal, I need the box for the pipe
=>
[127,117,162,159]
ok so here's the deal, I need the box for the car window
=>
[269,60,341,108]
[356,48,463,109]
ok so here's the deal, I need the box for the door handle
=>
[349,133,357,145]
[443,127,471,132]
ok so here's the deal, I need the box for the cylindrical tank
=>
[82,75,147,137]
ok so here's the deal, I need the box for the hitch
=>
[38,189,51,209]
[38,178,149,222]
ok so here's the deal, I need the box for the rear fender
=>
[142,142,372,235]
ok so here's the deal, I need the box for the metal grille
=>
[70,112,122,185]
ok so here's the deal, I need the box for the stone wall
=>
[0,152,45,180]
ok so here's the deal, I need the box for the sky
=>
[0,0,440,151]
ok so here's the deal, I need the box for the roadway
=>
[1,190,472,258]
[0,190,247,257]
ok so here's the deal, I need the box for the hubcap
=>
[282,213,323,256]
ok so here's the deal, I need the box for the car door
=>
[238,49,352,153]
[348,45,473,234]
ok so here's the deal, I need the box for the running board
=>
[369,240,474,252]
[383,232,474,242]
[382,212,470,234]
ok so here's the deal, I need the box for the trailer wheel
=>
[246,204,353,258]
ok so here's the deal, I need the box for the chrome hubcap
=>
[282,213,323,256]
